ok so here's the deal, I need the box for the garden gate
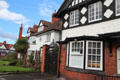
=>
[45,42,59,74]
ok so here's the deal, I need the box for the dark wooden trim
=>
[57,36,104,44]
[83,40,86,70]
[61,0,120,31]
[103,40,105,72]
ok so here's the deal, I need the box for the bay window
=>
[88,1,102,22]
[116,0,120,16]
[69,10,79,27]
[69,41,84,68]
[86,41,103,70]
[66,40,103,71]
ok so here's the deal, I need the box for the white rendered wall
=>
[28,30,60,56]
[62,18,120,41]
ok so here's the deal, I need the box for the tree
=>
[14,38,29,63]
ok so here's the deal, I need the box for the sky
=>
[0,0,64,44]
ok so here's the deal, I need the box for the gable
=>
[10,46,15,50]
[38,22,44,32]
[56,0,93,17]
[0,45,6,49]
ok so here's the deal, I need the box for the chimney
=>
[19,24,23,39]
[3,41,6,44]
[52,10,59,23]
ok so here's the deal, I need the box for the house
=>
[0,41,15,57]
[56,0,120,80]
[27,11,62,61]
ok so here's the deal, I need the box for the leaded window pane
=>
[88,1,102,22]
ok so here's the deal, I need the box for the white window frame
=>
[69,9,79,27]
[68,41,84,68]
[86,41,103,71]
[88,1,102,23]
[66,43,69,66]
[116,0,120,16]
[70,41,84,55]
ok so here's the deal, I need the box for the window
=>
[32,40,36,45]
[39,37,42,42]
[88,1,102,23]
[69,10,79,27]
[68,41,84,68]
[86,41,103,70]
[46,33,51,42]
[66,40,103,71]
[116,0,120,16]
[71,41,84,54]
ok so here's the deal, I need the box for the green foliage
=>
[14,38,29,54]
[16,59,24,66]
[1,52,17,61]
[9,59,18,66]
[0,66,35,72]
[28,53,34,64]
[0,61,10,66]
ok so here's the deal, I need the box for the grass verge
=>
[0,66,35,72]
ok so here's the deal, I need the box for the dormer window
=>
[88,1,102,23]
[38,23,44,32]
[69,9,79,27]
[116,0,120,16]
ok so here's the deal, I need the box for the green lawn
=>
[0,61,10,65]
[0,66,35,72]
[0,61,35,72]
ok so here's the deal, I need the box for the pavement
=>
[0,73,66,80]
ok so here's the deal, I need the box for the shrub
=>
[9,59,18,66]
[16,59,24,66]
[28,53,34,64]
[1,52,17,61]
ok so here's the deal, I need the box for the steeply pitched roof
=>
[5,44,14,50]
[56,0,73,17]
[34,19,62,36]
[27,25,38,34]
[0,41,14,50]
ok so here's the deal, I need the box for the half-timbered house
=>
[56,0,120,80]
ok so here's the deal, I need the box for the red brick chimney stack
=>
[52,10,59,23]
[19,24,23,39]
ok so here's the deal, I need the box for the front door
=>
[117,48,120,74]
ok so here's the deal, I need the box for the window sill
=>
[69,24,79,27]
[88,18,102,23]
[65,66,106,75]
[116,13,120,16]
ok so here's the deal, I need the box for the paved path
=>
[0,73,62,80]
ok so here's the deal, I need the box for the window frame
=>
[116,0,120,16]
[70,41,84,56]
[68,41,85,68]
[66,40,103,71]
[88,1,102,23]
[46,33,51,42]
[69,9,79,27]
[85,41,103,70]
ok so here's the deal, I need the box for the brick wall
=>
[59,41,120,80]
[41,45,48,73]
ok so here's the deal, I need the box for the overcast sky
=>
[0,0,63,44]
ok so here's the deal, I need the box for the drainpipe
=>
[57,43,62,78]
